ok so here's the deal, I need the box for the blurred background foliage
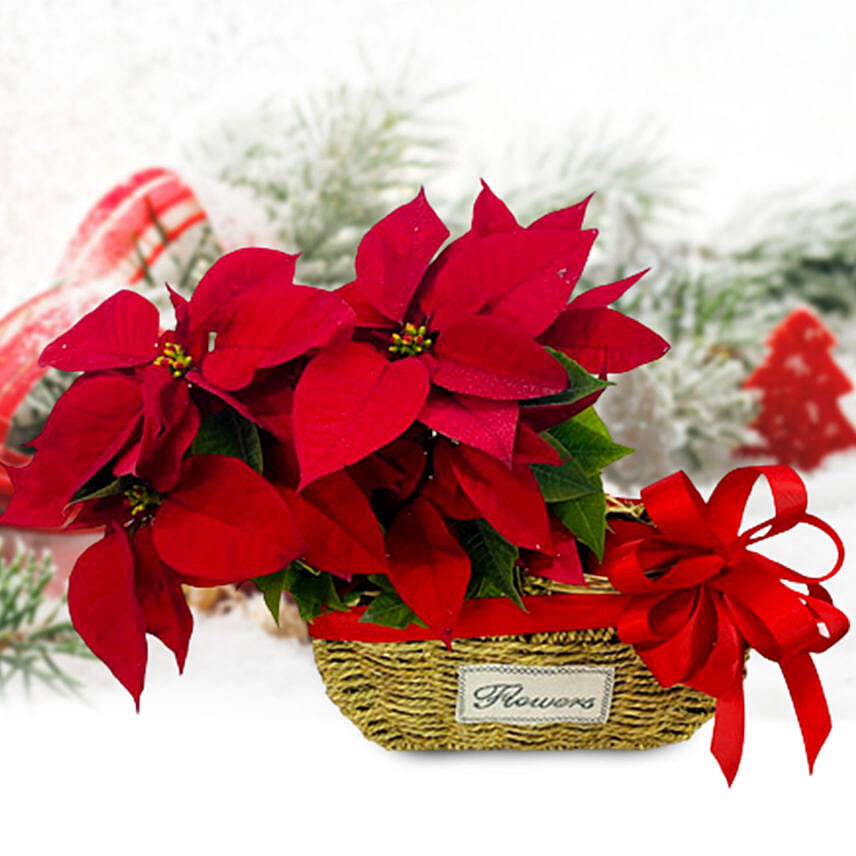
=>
[0,541,90,696]
[181,78,856,489]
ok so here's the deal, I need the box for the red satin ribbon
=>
[605,465,848,784]
[310,592,629,642]
[309,465,849,784]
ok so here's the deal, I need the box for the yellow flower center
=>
[124,482,163,517]
[154,341,193,378]
[389,323,434,357]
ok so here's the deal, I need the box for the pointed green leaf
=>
[190,410,263,472]
[531,453,599,502]
[572,407,611,438]
[552,474,607,560]
[456,519,524,608]
[360,590,425,629]
[367,574,395,594]
[548,407,632,475]
[253,569,286,625]
[522,349,610,408]
[69,476,126,505]
[282,563,348,622]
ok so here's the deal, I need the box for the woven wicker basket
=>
[312,623,717,751]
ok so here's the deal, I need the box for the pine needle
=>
[188,78,449,288]
[0,541,91,698]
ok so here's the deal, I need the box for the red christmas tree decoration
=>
[741,307,856,469]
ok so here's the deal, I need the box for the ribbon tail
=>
[710,677,745,786]
[780,653,831,774]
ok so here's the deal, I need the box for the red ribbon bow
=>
[604,465,849,784]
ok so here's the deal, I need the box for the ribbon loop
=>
[641,471,719,548]
[706,465,808,544]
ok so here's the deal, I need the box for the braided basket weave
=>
[312,620,717,751]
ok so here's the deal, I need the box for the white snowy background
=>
[1,2,855,854]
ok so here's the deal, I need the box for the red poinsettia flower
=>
[66,453,302,708]
[2,248,354,526]
[429,180,670,376]
[381,426,569,643]
[377,421,587,637]
[449,182,669,430]
[292,187,601,486]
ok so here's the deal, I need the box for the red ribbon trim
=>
[309,593,629,643]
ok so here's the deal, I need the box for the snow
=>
[3,2,856,852]
[2,613,854,854]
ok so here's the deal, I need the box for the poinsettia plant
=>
[0,183,668,706]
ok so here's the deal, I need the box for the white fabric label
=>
[456,664,614,725]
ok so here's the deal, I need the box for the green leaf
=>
[552,474,607,560]
[190,410,263,472]
[282,563,347,622]
[531,453,599,502]
[69,477,126,505]
[253,569,286,625]
[522,350,610,408]
[456,520,524,608]
[569,406,611,438]
[548,408,632,475]
[367,574,395,594]
[360,590,425,629]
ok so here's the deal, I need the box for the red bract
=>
[386,498,471,646]
[189,251,354,391]
[280,472,388,579]
[152,455,303,584]
[518,388,606,434]
[416,218,593,340]
[419,438,481,521]
[69,524,184,710]
[436,440,553,552]
[513,423,562,465]
[41,248,353,384]
[347,436,427,503]
[539,271,670,375]
[526,516,586,585]
[131,526,194,672]
[420,391,518,466]
[67,525,151,707]
[419,423,558,524]
[293,342,430,487]
[2,373,144,527]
